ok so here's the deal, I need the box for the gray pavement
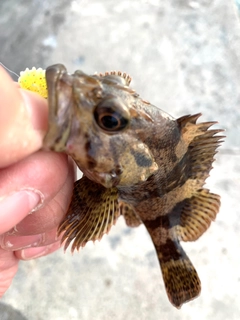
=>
[0,0,240,319]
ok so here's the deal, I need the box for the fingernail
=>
[6,225,18,235]
[0,190,44,235]
[0,189,43,214]
[23,188,44,214]
[21,242,61,260]
[0,233,44,250]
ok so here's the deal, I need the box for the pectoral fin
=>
[58,176,120,251]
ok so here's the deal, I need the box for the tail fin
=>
[143,217,201,308]
[156,239,201,308]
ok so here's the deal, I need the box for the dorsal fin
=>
[58,176,120,251]
[97,70,132,86]
[171,114,224,242]
[177,113,225,183]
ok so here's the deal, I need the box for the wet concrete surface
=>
[0,0,240,319]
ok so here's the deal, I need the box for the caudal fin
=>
[156,239,201,308]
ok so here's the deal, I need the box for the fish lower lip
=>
[98,173,120,188]
[84,170,120,188]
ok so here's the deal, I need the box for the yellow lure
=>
[18,67,47,99]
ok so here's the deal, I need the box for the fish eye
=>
[94,97,130,132]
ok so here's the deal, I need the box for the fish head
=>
[43,64,180,188]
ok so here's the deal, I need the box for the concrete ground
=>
[0,0,240,319]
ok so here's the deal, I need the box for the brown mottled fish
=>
[43,64,224,308]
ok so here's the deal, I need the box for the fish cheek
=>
[117,142,158,185]
[130,149,154,167]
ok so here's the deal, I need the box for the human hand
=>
[0,66,75,297]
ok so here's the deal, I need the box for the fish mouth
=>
[83,169,121,188]
[43,64,74,152]
[43,64,103,153]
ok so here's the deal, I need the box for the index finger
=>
[0,66,48,168]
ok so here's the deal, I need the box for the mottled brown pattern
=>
[43,64,224,308]
[119,202,141,227]
[58,176,119,251]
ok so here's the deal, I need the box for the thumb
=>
[0,66,48,168]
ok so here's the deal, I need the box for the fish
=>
[43,64,224,308]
